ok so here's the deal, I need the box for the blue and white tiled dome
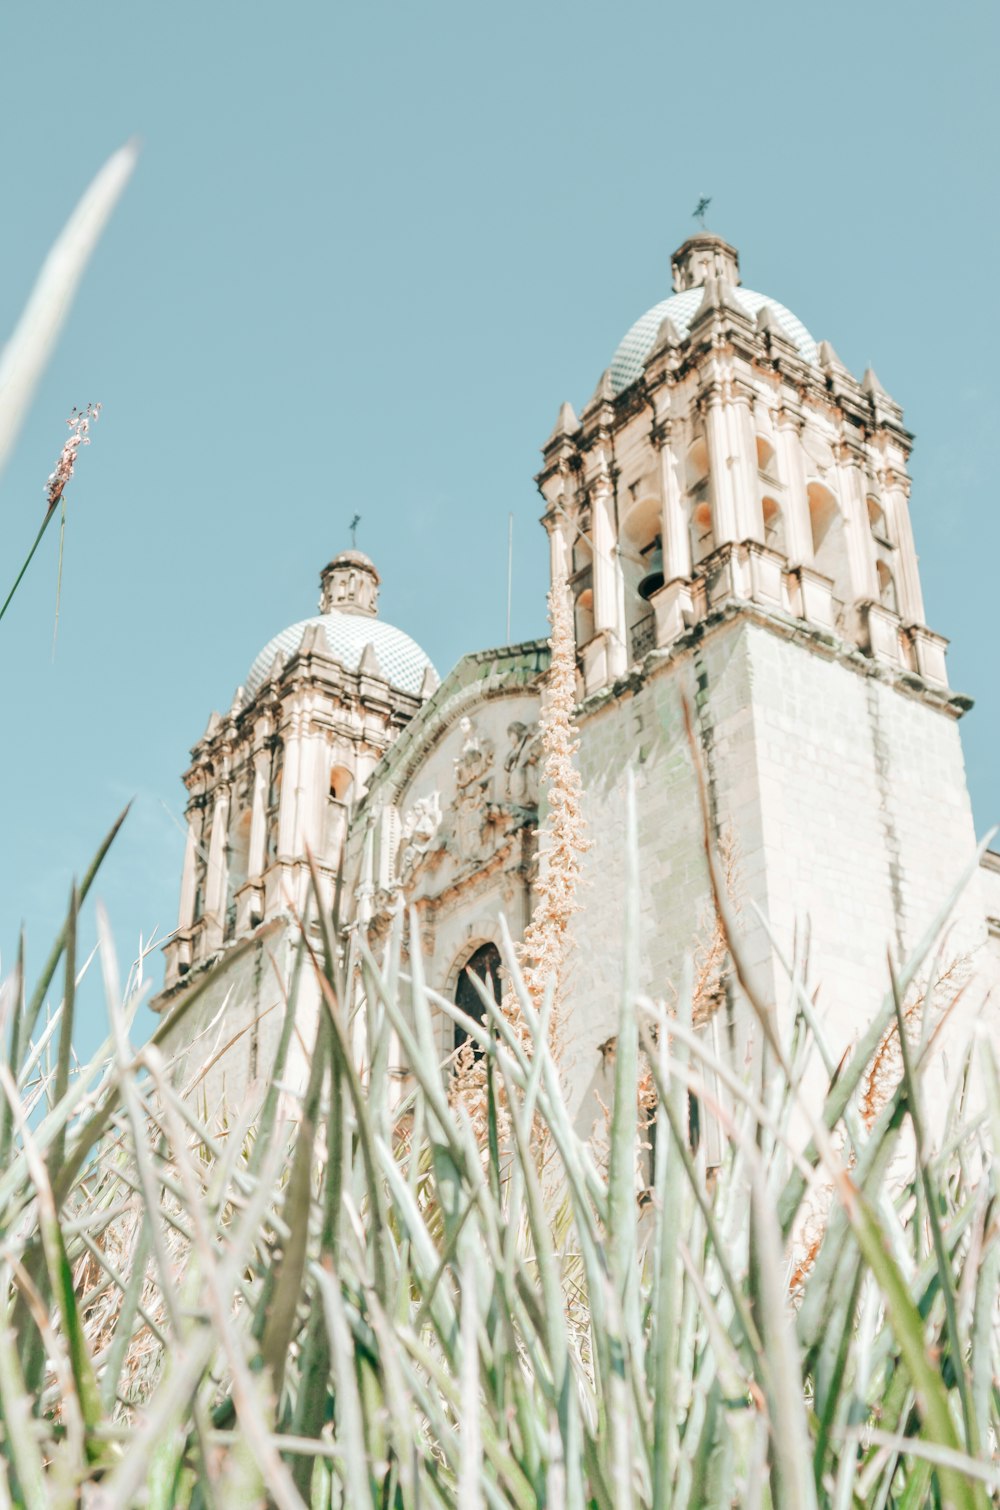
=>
[609,285,817,397]
[245,611,436,699]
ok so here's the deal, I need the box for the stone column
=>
[277,717,303,860]
[838,450,879,603]
[202,784,230,948]
[177,805,202,930]
[655,423,691,582]
[548,514,571,585]
[703,393,738,545]
[774,411,812,564]
[292,732,321,857]
[731,393,764,542]
[884,471,925,624]
[590,461,627,679]
[247,747,271,881]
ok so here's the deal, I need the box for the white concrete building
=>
[155,233,1000,1125]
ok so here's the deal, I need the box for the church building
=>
[155,232,1000,1124]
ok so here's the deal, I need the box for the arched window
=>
[867,496,892,546]
[761,496,784,554]
[807,481,851,623]
[876,560,898,614]
[755,435,778,479]
[691,500,715,564]
[454,942,502,1053]
[330,765,354,803]
[686,436,709,492]
[574,586,595,646]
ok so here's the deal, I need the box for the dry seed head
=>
[45,401,101,510]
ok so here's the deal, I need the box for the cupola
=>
[319,549,380,616]
[670,232,741,292]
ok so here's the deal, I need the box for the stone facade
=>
[155,232,998,1131]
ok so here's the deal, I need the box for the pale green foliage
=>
[0,820,997,1509]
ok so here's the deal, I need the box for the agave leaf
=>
[0,1317,49,1510]
[887,951,979,1457]
[260,1012,328,1396]
[0,141,137,478]
[650,985,688,1509]
[316,1264,373,1509]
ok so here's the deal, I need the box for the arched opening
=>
[876,560,898,614]
[620,496,661,657]
[867,496,891,546]
[574,585,595,646]
[330,764,354,803]
[761,496,785,554]
[685,436,709,492]
[453,942,502,1054]
[755,435,778,479]
[807,481,851,624]
[691,500,715,565]
[572,535,592,576]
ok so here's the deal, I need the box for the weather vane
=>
[349,512,361,548]
[693,195,712,230]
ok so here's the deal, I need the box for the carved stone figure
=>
[503,720,542,807]
[452,717,495,862]
[397,791,443,881]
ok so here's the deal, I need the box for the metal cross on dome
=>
[693,196,712,229]
[349,513,361,548]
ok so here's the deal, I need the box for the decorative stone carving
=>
[398,791,443,881]
[503,720,542,807]
[451,717,495,863]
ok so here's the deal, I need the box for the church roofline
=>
[352,638,550,817]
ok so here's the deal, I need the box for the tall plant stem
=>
[0,503,59,625]
[51,497,67,658]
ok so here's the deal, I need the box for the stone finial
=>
[297,622,328,656]
[671,232,741,294]
[817,339,849,373]
[319,549,380,616]
[691,273,746,328]
[756,303,798,353]
[419,664,441,699]
[545,400,580,447]
[646,315,684,364]
[359,641,383,679]
[862,367,893,402]
[582,368,615,417]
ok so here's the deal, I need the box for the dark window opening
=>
[454,943,502,1053]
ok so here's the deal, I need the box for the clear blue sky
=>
[2,1,997,1048]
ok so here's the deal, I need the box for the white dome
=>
[245,610,436,698]
[609,285,817,396]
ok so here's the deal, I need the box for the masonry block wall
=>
[568,614,996,1131]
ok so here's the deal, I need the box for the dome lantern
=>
[319,549,380,616]
[670,232,741,293]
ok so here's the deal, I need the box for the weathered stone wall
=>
[156,919,319,1123]
[567,613,997,1134]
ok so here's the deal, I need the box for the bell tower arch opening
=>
[452,941,503,1053]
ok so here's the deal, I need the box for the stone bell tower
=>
[156,549,438,1110]
[539,232,944,701]
[536,232,995,1109]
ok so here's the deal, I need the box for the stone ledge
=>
[576,599,972,725]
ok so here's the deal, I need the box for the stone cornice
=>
[576,598,971,726]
